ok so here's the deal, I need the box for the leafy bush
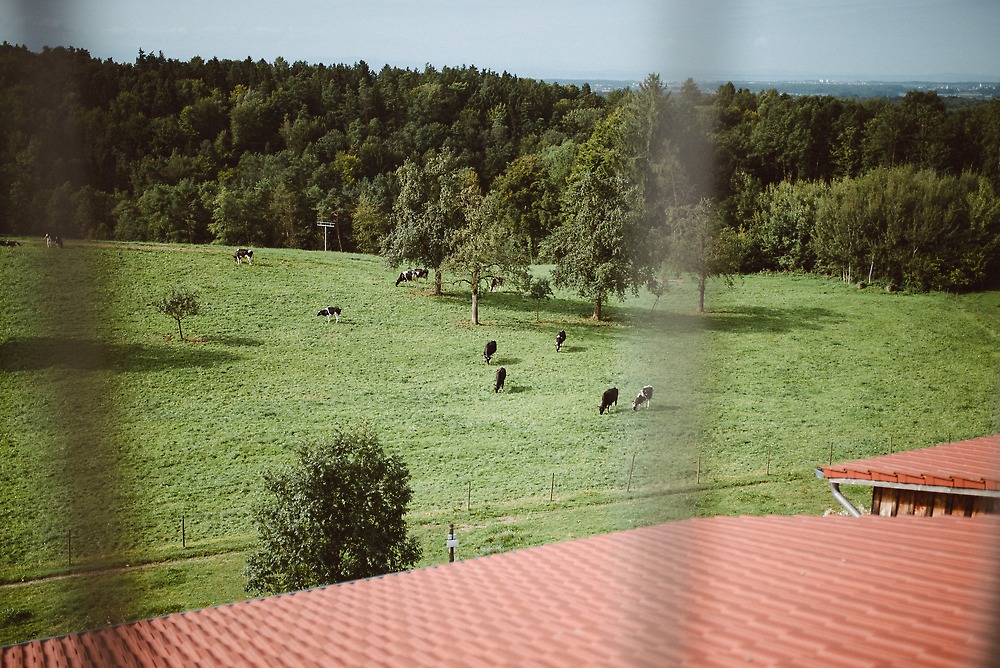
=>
[244,425,421,596]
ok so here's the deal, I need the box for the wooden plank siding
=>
[871,487,1000,516]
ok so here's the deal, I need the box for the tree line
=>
[3,43,1000,311]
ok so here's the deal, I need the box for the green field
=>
[2,240,999,644]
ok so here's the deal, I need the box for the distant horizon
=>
[6,41,1000,87]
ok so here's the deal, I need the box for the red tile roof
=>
[4,514,999,667]
[818,433,1000,491]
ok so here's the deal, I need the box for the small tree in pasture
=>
[446,190,531,325]
[525,277,554,321]
[153,285,200,340]
[668,199,743,312]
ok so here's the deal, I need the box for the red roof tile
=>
[3,514,999,667]
[819,433,1000,490]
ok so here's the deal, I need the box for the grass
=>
[1,241,998,644]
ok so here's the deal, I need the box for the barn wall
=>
[871,488,1000,517]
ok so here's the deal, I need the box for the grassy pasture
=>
[2,239,999,644]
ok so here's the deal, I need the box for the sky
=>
[4,0,1000,82]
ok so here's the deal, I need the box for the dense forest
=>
[2,43,1000,297]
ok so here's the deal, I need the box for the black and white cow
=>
[494,366,507,393]
[1,240,20,247]
[413,268,429,281]
[489,277,504,292]
[555,330,566,352]
[234,248,254,264]
[317,306,342,323]
[395,270,413,286]
[599,387,619,415]
[484,339,497,364]
[632,385,653,411]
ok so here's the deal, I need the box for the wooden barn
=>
[816,433,1000,517]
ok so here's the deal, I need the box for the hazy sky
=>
[5,0,999,81]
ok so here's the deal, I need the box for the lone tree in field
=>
[545,104,654,320]
[668,199,744,312]
[152,285,200,340]
[525,276,554,321]
[446,189,531,325]
[382,148,469,295]
[244,425,421,596]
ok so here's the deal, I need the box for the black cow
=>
[494,366,507,393]
[1,240,20,247]
[234,248,254,264]
[599,387,619,415]
[489,277,504,292]
[632,385,654,411]
[555,330,566,352]
[484,339,497,364]
[317,306,342,323]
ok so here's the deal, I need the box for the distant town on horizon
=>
[546,77,1000,100]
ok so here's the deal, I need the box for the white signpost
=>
[317,220,336,251]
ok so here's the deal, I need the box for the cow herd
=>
[481,330,653,416]
[233,250,655,417]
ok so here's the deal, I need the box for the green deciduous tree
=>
[545,104,651,320]
[668,199,744,312]
[525,276,554,321]
[382,149,469,294]
[446,189,531,325]
[244,425,421,596]
[152,285,200,340]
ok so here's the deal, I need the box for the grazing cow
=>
[396,269,425,286]
[234,248,254,264]
[1,240,20,247]
[317,306,342,323]
[484,339,497,364]
[599,387,619,415]
[494,366,507,393]
[555,329,566,352]
[632,385,654,411]
[489,277,504,292]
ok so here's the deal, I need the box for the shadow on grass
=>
[702,305,842,334]
[205,335,264,347]
[491,357,522,366]
[432,288,841,338]
[0,337,244,372]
